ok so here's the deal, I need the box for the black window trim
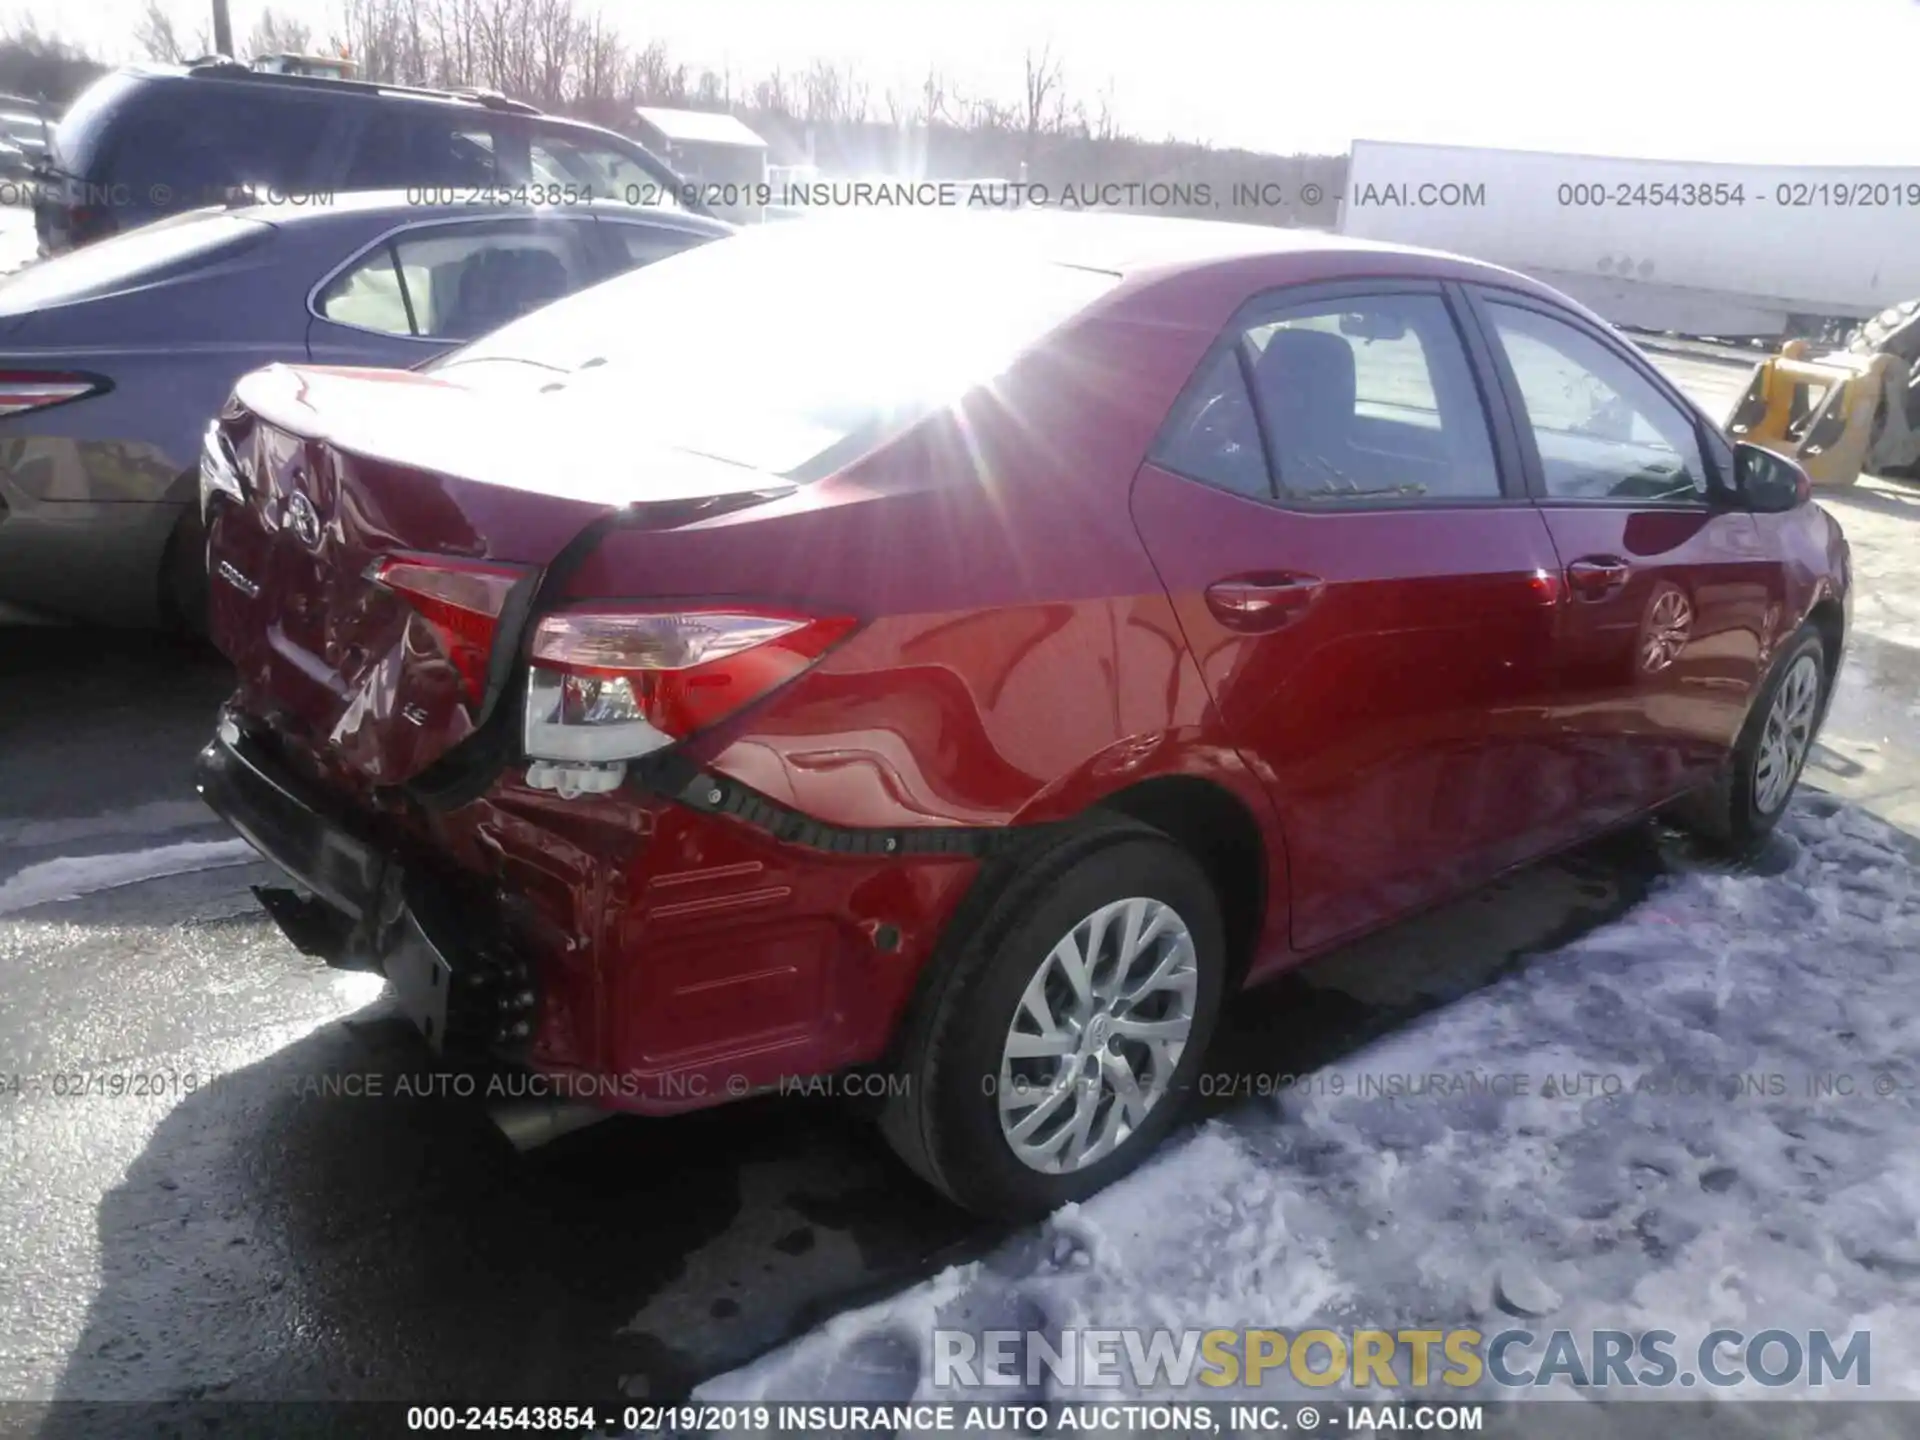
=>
[307,211,594,344]
[1455,281,1735,510]
[1147,276,1528,515]
[585,212,721,282]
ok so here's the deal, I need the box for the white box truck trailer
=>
[1338,139,1920,339]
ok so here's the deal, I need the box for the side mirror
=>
[1732,441,1810,513]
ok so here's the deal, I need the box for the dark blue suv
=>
[34,62,700,254]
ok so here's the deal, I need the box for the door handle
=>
[1566,555,1631,600]
[1204,573,1324,631]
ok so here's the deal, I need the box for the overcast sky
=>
[7,0,1920,164]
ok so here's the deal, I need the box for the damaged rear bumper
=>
[194,713,534,1055]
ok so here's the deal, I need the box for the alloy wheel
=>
[997,896,1197,1175]
[1753,652,1822,815]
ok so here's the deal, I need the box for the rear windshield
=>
[49,69,141,174]
[0,212,269,313]
[430,217,1121,477]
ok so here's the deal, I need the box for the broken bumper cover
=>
[195,714,385,921]
[193,714,532,1054]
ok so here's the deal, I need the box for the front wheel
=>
[879,821,1226,1220]
[1669,625,1828,855]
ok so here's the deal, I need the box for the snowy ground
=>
[704,795,1920,1429]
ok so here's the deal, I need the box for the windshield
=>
[431,218,1120,477]
[0,211,269,313]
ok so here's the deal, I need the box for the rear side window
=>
[342,109,498,189]
[317,220,586,340]
[0,213,269,313]
[48,70,141,174]
[101,86,332,206]
[1152,346,1272,499]
[1154,291,1501,505]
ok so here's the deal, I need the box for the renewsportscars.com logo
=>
[932,1327,1871,1391]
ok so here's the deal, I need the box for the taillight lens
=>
[371,555,527,704]
[0,369,105,418]
[525,608,856,763]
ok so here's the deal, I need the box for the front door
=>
[1131,282,1568,955]
[1463,290,1774,831]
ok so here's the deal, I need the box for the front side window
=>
[317,220,583,340]
[1486,301,1708,503]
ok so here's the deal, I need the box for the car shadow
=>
[26,820,1703,1430]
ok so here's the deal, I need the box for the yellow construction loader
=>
[1728,300,1920,487]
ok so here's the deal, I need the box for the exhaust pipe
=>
[488,1096,613,1152]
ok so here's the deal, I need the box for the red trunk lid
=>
[205,363,788,787]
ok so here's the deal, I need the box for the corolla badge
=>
[284,490,323,550]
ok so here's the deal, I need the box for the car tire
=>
[878,817,1226,1220]
[1668,624,1828,856]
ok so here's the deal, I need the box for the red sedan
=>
[195,211,1850,1219]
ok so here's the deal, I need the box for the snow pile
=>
[703,795,1920,1418]
[0,839,257,916]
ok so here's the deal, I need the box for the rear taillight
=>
[0,370,105,418]
[371,555,527,704]
[524,608,856,767]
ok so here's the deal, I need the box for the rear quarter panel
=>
[563,282,1259,827]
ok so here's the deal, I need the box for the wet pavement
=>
[0,354,1913,1417]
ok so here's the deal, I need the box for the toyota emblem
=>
[285,490,322,550]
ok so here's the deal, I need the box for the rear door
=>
[306,214,600,365]
[1131,281,1569,954]
[1460,287,1773,829]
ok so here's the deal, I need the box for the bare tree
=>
[750,65,791,115]
[1021,42,1065,154]
[919,65,949,127]
[0,19,107,102]
[134,1,185,62]
[246,8,315,59]
[1088,78,1118,142]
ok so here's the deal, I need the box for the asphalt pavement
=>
[0,351,1915,1417]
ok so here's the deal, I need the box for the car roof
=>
[223,189,734,235]
[119,62,546,117]
[785,207,1536,289]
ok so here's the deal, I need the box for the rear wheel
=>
[1668,625,1827,855]
[879,820,1226,1220]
